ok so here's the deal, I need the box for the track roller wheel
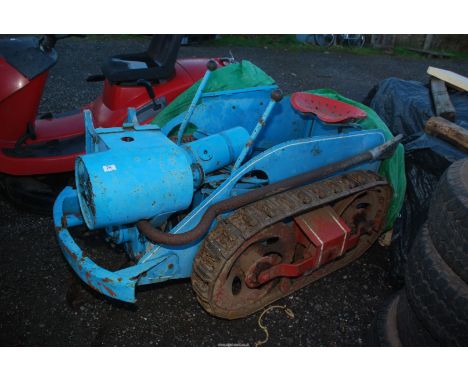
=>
[192,171,392,319]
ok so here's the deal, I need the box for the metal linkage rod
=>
[232,90,283,171]
[176,60,217,145]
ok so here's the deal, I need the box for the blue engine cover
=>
[75,126,249,229]
[76,131,193,229]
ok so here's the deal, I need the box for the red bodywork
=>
[0,57,221,176]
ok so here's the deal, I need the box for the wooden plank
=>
[407,48,453,59]
[427,66,468,92]
[430,77,456,121]
[425,116,468,153]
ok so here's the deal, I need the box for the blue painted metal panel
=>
[160,87,366,159]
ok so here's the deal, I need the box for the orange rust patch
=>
[102,284,116,297]
[63,246,78,261]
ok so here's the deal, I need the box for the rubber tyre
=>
[396,289,439,346]
[405,223,468,346]
[0,173,73,215]
[428,158,468,283]
[369,293,402,346]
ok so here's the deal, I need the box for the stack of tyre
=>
[372,158,468,346]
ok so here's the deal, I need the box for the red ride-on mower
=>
[0,34,228,212]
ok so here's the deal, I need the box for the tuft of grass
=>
[392,46,468,60]
[392,47,426,59]
[209,34,301,48]
[444,50,468,60]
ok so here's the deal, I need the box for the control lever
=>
[176,59,218,145]
[232,89,283,171]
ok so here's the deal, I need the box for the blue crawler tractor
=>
[53,60,402,319]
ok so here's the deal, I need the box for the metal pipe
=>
[137,134,402,246]
[176,60,217,145]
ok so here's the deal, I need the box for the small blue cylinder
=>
[182,126,250,182]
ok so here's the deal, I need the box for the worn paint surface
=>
[54,83,392,303]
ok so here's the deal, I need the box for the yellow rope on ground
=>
[255,305,295,347]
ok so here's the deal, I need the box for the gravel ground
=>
[1,36,467,346]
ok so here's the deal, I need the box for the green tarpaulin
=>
[305,89,406,230]
[152,60,405,229]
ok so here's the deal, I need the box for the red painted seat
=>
[290,92,367,123]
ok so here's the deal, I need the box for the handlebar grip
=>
[207,59,218,71]
[271,89,283,102]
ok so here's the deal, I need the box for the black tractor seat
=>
[101,35,182,84]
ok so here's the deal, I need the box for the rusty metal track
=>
[191,170,392,319]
